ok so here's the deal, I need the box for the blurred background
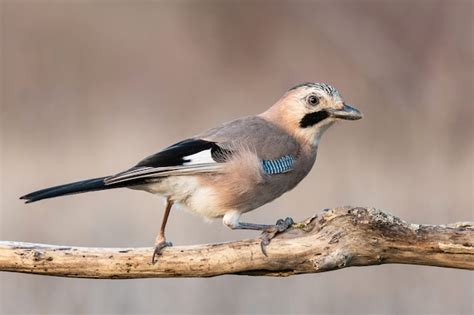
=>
[1,0,473,314]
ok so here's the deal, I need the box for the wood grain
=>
[0,207,472,278]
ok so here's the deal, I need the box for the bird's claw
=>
[151,240,173,264]
[260,217,294,256]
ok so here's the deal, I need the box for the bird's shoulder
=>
[197,116,301,160]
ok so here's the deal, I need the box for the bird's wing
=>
[104,139,231,185]
[106,117,302,185]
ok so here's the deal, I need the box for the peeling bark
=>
[0,207,472,279]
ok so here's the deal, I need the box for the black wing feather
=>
[103,139,232,185]
[136,139,230,168]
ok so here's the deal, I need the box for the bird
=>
[20,82,363,263]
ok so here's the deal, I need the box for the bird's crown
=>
[289,82,341,100]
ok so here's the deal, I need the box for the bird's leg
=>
[258,217,294,255]
[152,198,173,264]
[222,211,294,256]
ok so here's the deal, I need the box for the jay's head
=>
[261,82,363,146]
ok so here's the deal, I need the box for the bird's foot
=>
[260,217,294,256]
[151,239,173,264]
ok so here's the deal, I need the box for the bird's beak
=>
[331,103,363,120]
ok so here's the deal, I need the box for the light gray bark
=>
[0,207,472,279]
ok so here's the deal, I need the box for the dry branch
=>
[0,207,472,279]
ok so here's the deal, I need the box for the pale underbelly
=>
[131,176,229,219]
[130,171,302,220]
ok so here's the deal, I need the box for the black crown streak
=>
[299,110,330,128]
[289,82,338,98]
[289,82,315,91]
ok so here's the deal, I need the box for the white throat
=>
[297,120,336,147]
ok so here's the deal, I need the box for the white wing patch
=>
[182,149,216,165]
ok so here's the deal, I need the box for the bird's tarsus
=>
[260,217,294,256]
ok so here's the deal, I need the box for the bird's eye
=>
[308,95,319,106]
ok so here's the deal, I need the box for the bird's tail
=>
[20,177,116,203]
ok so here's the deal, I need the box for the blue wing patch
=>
[261,155,295,175]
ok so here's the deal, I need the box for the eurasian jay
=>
[21,82,363,263]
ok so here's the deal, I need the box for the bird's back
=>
[198,116,301,160]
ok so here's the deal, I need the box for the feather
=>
[104,139,230,185]
[104,163,223,185]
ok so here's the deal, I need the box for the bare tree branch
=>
[0,207,472,279]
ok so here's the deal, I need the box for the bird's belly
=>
[134,162,311,220]
[140,176,226,219]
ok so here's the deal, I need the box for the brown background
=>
[1,1,473,314]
